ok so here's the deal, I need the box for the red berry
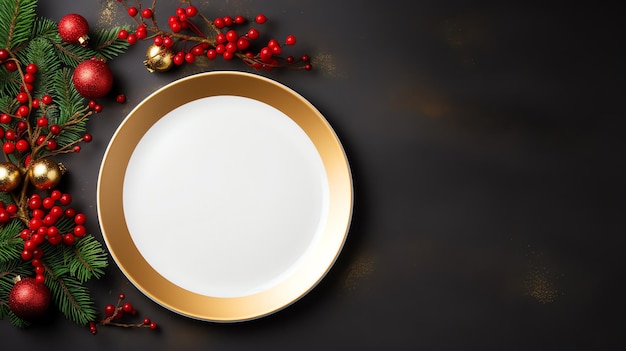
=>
[143,317,151,325]
[83,133,93,142]
[26,63,38,74]
[3,141,15,154]
[4,129,15,140]
[169,21,181,33]
[117,29,128,40]
[0,113,10,124]
[42,197,55,209]
[62,233,75,245]
[206,49,217,60]
[149,322,158,329]
[4,61,17,72]
[21,250,33,261]
[255,14,267,24]
[185,5,198,17]
[237,37,250,50]
[104,304,116,317]
[41,94,52,105]
[16,92,28,103]
[259,47,273,62]
[127,7,138,17]
[24,73,35,83]
[73,225,86,237]
[226,30,238,43]
[141,8,153,18]
[127,33,137,44]
[59,193,72,206]
[64,208,75,218]
[285,35,296,45]
[184,53,195,63]
[247,28,260,40]
[37,117,48,127]
[5,203,17,214]
[15,139,29,152]
[234,15,246,24]
[116,94,126,103]
[122,302,134,313]
[213,17,225,29]
[50,124,61,135]
[74,213,86,224]
[0,49,9,61]
[162,36,174,48]
[16,105,29,117]
[46,139,57,150]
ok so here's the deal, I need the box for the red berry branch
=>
[88,293,158,334]
[115,0,312,72]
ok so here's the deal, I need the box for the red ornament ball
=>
[72,57,114,99]
[58,13,90,46]
[8,277,51,321]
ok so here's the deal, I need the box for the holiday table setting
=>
[1,0,625,350]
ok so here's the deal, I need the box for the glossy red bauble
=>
[72,57,114,99]
[58,13,90,46]
[8,277,51,321]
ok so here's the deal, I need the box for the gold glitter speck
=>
[524,266,559,304]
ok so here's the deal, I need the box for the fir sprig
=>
[0,0,38,50]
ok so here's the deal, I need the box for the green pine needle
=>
[65,236,108,283]
[46,272,97,326]
[0,0,38,50]
[0,219,25,263]
[91,25,132,60]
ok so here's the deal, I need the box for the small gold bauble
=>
[0,162,22,192]
[28,158,66,190]
[144,44,174,73]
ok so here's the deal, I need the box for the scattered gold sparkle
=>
[524,266,559,304]
[344,254,375,290]
[313,52,339,78]
[98,0,122,27]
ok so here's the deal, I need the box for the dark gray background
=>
[2,1,625,350]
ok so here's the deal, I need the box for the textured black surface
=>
[2,1,625,350]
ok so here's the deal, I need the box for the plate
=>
[97,71,353,322]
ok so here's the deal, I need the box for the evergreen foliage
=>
[0,0,130,327]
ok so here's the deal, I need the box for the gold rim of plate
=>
[96,71,353,322]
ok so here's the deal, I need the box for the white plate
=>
[97,71,353,321]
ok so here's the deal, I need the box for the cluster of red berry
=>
[116,0,312,71]
[0,191,85,284]
[0,51,94,156]
[89,293,157,334]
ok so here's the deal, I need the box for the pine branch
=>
[16,36,61,102]
[46,270,97,326]
[48,67,89,149]
[29,17,58,40]
[65,235,108,283]
[0,69,21,100]
[0,219,24,263]
[91,25,132,60]
[54,42,97,68]
[0,0,38,50]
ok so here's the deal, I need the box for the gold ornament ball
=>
[28,159,66,190]
[144,44,174,73]
[0,162,22,192]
